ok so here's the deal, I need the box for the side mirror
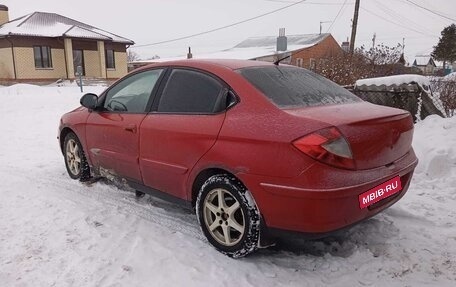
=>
[80,93,98,110]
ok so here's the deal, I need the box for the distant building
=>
[0,5,134,82]
[412,56,436,75]
[130,30,342,71]
[341,40,350,53]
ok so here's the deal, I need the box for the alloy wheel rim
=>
[203,188,245,246]
[66,139,81,176]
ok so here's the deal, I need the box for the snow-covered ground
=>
[0,84,455,287]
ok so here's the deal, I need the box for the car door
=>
[139,68,229,199]
[85,69,164,183]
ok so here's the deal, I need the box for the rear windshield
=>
[239,66,361,108]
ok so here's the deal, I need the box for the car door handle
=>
[124,124,137,133]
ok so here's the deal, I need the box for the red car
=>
[59,59,418,257]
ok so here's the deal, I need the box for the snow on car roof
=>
[0,12,134,44]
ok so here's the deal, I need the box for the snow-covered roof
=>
[0,12,134,44]
[131,33,330,64]
[233,33,329,50]
[355,74,431,89]
[413,56,435,67]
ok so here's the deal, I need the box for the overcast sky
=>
[2,0,455,62]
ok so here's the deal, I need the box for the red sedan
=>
[58,59,418,257]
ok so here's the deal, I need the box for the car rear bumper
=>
[238,149,418,235]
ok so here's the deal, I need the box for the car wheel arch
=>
[60,128,91,167]
[190,167,243,208]
[59,127,75,154]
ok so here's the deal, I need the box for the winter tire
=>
[196,174,260,258]
[64,132,90,181]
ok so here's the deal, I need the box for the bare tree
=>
[431,78,456,117]
[315,43,412,86]
[127,50,140,62]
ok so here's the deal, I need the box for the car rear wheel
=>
[64,132,90,181]
[196,174,260,258]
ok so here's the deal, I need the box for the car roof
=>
[137,59,274,71]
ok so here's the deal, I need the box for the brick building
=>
[231,31,343,70]
[0,5,134,82]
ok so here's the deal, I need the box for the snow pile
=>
[444,72,456,81]
[413,115,456,179]
[0,84,456,286]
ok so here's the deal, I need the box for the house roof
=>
[413,56,436,67]
[132,33,331,64]
[233,33,330,50]
[0,12,134,44]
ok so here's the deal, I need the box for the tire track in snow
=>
[2,165,205,241]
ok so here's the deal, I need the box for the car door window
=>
[157,69,225,113]
[104,69,163,113]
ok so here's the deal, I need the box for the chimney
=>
[0,4,9,26]
[276,28,287,52]
[341,38,350,52]
[187,47,193,59]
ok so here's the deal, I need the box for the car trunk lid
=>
[287,102,414,170]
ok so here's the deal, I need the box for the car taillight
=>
[293,127,356,170]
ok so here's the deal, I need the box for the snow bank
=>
[444,72,456,81]
[413,115,456,179]
[1,84,455,287]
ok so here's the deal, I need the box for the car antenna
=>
[273,55,291,66]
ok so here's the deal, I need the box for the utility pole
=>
[349,0,360,53]
[372,33,376,50]
[402,37,405,53]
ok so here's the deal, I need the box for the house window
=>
[106,49,115,69]
[309,58,316,71]
[296,58,303,67]
[33,46,52,68]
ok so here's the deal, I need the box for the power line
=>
[265,0,353,5]
[373,0,435,35]
[327,0,349,32]
[403,0,456,22]
[360,6,435,37]
[132,0,308,48]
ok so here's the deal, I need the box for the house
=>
[412,56,436,75]
[225,30,342,70]
[130,30,342,71]
[0,4,134,82]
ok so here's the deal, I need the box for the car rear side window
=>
[157,69,224,113]
[239,66,361,108]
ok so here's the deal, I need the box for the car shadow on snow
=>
[263,215,400,258]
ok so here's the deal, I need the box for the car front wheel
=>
[196,174,260,258]
[64,132,90,181]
